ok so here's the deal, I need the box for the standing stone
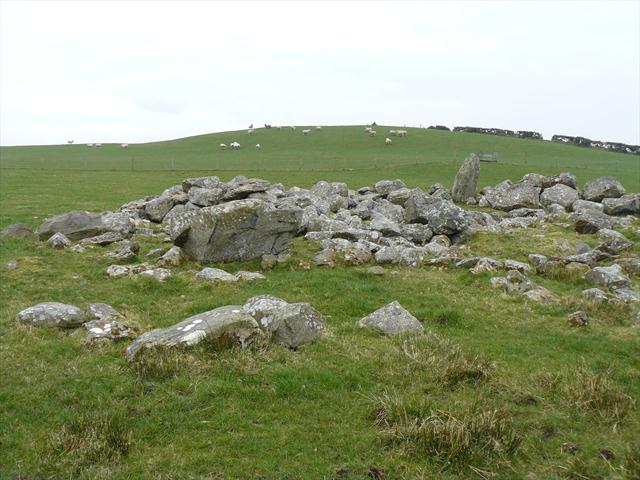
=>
[451,153,480,203]
[17,302,86,328]
[358,301,423,335]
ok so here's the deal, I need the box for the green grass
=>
[1,128,639,479]
[2,126,639,191]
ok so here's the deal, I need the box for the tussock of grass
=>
[371,392,521,470]
[42,411,131,477]
[399,333,495,388]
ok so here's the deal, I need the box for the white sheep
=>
[230,142,241,150]
[385,138,392,145]
[388,130,397,136]
[315,126,322,130]
[248,129,254,135]
[397,130,407,137]
[121,143,129,149]
[302,129,311,136]
[220,143,227,150]
[87,143,94,148]
[255,143,261,149]
[369,130,377,136]
[364,127,372,133]
[95,143,103,147]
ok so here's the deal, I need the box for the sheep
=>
[255,143,261,149]
[291,126,296,130]
[315,126,322,130]
[302,129,311,136]
[67,140,74,144]
[87,143,94,148]
[121,143,129,149]
[95,143,103,147]
[248,129,254,135]
[220,143,227,150]
[230,142,241,150]
[397,130,408,137]
[388,130,397,136]
[385,138,392,145]
[369,130,377,136]
[364,127,372,133]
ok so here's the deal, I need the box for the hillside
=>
[1,126,638,191]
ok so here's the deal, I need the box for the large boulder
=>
[242,295,290,329]
[584,264,631,291]
[484,182,541,211]
[17,302,86,328]
[266,303,325,348]
[222,178,271,201]
[583,176,625,202]
[125,306,260,360]
[569,210,615,234]
[358,301,423,335]
[188,187,224,207]
[145,197,174,223]
[451,153,480,203]
[423,199,469,235]
[540,184,579,209]
[0,223,34,239]
[602,194,639,215]
[38,211,104,241]
[177,199,302,263]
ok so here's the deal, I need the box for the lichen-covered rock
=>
[48,232,72,249]
[582,288,609,303]
[522,287,559,304]
[125,305,260,360]
[569,210,615,234]
[0,223,34,239]
[79,231,124,246]
[375,245,425,267]
[38,211,104,241]
[540,184,579,209]
[374,179,407,196]
[358,301,423,335]
[17,302,85,328]
[157,246,186,267]
[314,249,336,267]
[138,268,172,282]
[583,176,625,202]
[84,319,134,342]
[484,183,541,211]
[182,176,221,192]
[602,194,639,215]
[490,270,534,294]
[541,172,578,190]
[104,241,140,261]
[145,196,174,223]
[86,303,123,321]
[451,153,480,203]
[567,311,588,326]
[177,199,302,263]
[266,302,325,348]
[107,265,131,277]
[584,264,631,290]
[187,187,224,207]
[572,199,604,213]
[223,178,271,201]
[235,271,266,281]
[195,267,237,282]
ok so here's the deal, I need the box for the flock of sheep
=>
[66,125,409,152]
[218,124,407,151]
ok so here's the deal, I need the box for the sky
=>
[1,0,639,146]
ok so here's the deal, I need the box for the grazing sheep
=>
[95,143,103,147]
[121,143,129,149]
[397,130,408,137]
[220,143,227,150]
[315,126,322,130]
[255,143,261,149]
[87,143,94,148]
[388,130,397,136]
[302,129,311,136]
[248,129,254,135]
[364,127,372,133]
[369,130,377,136]
[385,138,392,145]
[230,142,241,150]
[67,140,74,144]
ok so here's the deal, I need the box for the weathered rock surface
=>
[569,210,614,234]
[0,223,34,239]
[358,301,423,335]
[156,246,186,267]
[567,311,588,326]
[584,264,631,290]
[105,241,140,261]
[39,211,133,241]
[602,194,639,215]
[125,306,260,360]
[138,268,172,281]
[484,182,541,211]
[540,184,579,209]
[583,176,625,202]
[195,267,238,282]
[86,303,123,321]
[242,295,289,329]
[266,303,325,348]
[451,153,480,203]
[177,199,302,263]
[17,302,85,328]
[80,231,124,246]
[48,232,72,249]
[145,197,174,223]
[85,319,134,342]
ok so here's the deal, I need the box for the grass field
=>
[1,127,639,479]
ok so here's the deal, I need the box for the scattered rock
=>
[584,264,631,290]
[367,266,385,275]
[358,301,423,335]
[266,303,325,348]
[107,265,132,277]
[145,247,168,259]
[484,182,541,211]
[582,288,609,303]
[242,295,289,329]
[85,303,124,321]
[314,249,336,267]
[195,267,238,283]
[570,210,614,234]
[85,319,134,342]
[138,268,172,282]
[235,271,266,281]
[125,305,260,360]
[602,194,639,215]
[522,287,560,304]
[567,311,588,326]
[540,184,579,209]
[5,260,18,270]
[79,231,124,246]
[17,302,85,328]
[0,223,34,239]
[105,241,140,261]
[47,232,72,249]
[583,176,625,202]
[156,246,186,267]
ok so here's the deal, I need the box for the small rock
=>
[70,244,87,253]
[195,267,238,282]
[86,303,124,321]
[145,247,168,259]
[261,254,277,270]
[582,288,609,303]
[47,232,72,249]
[17,302,86,328]
[367,266,385,275]
[139,268,172,282]
[84,319,134,342]
[157,246,186,267]
[267,302,325,348]
[105,241,140,261]
[107,265,131,277]
[358,301,423,335]
[79,231,124,246]
[235,271,266,281]
[567,311,588,326]
[314,249,336,267]
[5,260,18,270]
[522,287,559,304]
[584,264,631,290]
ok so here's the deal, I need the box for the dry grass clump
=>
[371,392,521,470]
[400,333,495,388]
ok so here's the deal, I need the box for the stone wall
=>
[551,135,639,155]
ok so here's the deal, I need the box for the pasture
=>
[1,127,639,479]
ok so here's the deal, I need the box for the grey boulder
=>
[569,210,614,234]
[484,182,541,211]
[584,264,631,290]
[451,153,480,203]
[17,302,86,328]
[48,232,72,249]
[125,305,260,360]
[358,301,423,335]
[583,176,625,202]
[0,223,34,239]
[38,211,104,241]
[540,184,579,209]
[266,303,325,348]
[602,194,639,215]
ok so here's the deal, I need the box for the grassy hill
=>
[2,126,638,191]
[1,126,639,479]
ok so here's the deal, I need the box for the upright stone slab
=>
[451,153,480,203]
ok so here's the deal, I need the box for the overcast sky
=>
[1,0,639,146]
